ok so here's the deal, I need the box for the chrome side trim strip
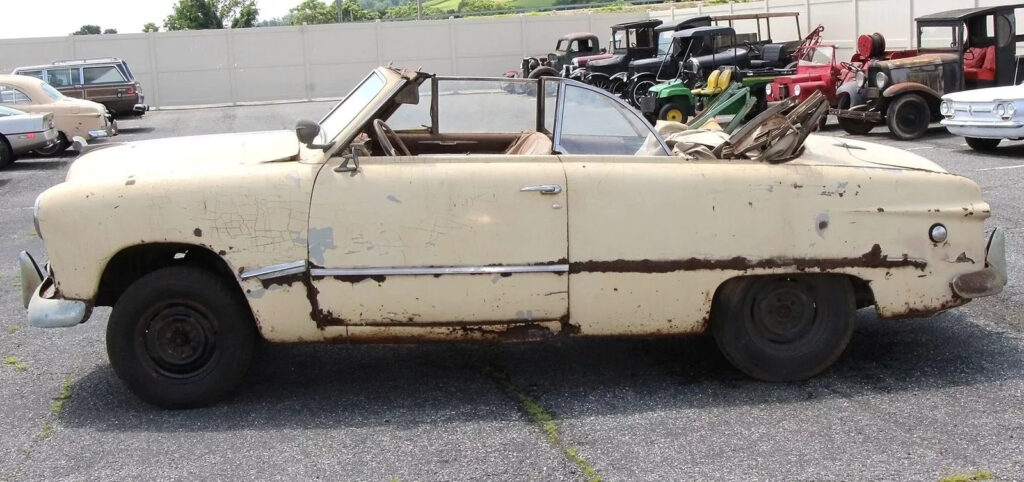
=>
[311,264,569,277]
[240,260,307,280]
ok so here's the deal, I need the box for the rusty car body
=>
[20,66,1007,408]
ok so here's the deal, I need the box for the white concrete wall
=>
[0,0,1002,108]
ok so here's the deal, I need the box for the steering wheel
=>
[372,119,410,157]
[840,61,860,73]
[743,41,761,55]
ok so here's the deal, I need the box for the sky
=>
[0,0,299,39]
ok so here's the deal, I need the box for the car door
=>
[306,153,568,328]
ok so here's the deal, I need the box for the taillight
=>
[126,88,135,95]
[26,133,35,139]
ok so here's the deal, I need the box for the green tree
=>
[71,25,101,35]
[339,0,378,21]
[289,0,338,25]
[164,0,260,30]
[103,28,118,34]
[457,0,509,12]
[142,22,160,32]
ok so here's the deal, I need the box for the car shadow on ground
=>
[115,126,156,135]
[5,159,70,171]
[58,309,1024,432]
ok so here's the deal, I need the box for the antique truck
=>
[765,40,860,128]
[507,32,604,79]
[624,12,806,107]
[570,20,663,87]
[832,4,1024,139]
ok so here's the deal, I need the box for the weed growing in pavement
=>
[479,362,602,482]
[50,379,72,414]
[7,325,20,335]
[3,356,27,371]
[941,470,994,482]
[23,230,37,238]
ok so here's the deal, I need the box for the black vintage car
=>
[512,32,604,79]
[622,12,805,106]
[574,20,663,88]
[832,4,1024,140]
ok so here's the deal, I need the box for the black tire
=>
[33,133,68,156]
[711,274,855,381]
[107,266,257,408]
[886,93,931,140]
[0,135,13,169]
[836,95,875,136]
[629,78,656,107]
[965,137,1001,152]
[658,102,688,123]
[527,66,559,79]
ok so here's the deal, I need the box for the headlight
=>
[793,84,802,97]
[940,100,952,117]
[995,104,1006,117]
[929,223,947,244]
[765,84,773,95]
[687,58,700,73]
[874,72,889,89]
[856,71,865,88]
[33,195,43,240]
[571,58,580,67]
[1002,102,1015,119]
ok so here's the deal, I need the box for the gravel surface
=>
[0,103,1021,481]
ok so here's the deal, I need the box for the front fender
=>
[609,72,629,82]
[836,81,866,107]
[629,72,654,83]
[883,82,941,101]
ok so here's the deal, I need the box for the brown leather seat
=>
[504,131,552,155]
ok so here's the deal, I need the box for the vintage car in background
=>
[832,4,1024,139]
[507,32,604,79]
[0,105,59,168]
[625,12,806,107]
[21,66,1006,408]
[766,42,859,128]
[568,19,664,87]
[13,57,149,117]
[0,74,116,155]
[940,81,1024,151]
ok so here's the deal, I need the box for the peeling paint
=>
[308,227,336,267]
[814,213,830,238]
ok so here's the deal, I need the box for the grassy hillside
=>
[423,0,563,11]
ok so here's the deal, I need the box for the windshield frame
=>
[917,21,963,52]
[318,71,387,144]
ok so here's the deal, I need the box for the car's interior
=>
[346,74,661,158]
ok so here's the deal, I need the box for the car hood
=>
[66,130,302,183]
[943,84,1024,103]
[630,57,664,69]
[793,135,946,173]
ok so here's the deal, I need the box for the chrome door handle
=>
[520,184,562,195]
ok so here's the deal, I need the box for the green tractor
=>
[641,67,772,125]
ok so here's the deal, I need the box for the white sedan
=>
[940,83,1024,151]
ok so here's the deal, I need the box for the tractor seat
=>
[964,45,996,82]
[504,131,552,155]
[692,69,733,96]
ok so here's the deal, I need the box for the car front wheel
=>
[886,93,931,140]
[965,137,1001,152]
[107,266,257,408]
[711,274,855,381]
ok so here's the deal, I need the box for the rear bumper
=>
[18,251,90,328]
[951,228,1007,299]
[7,127,59,155]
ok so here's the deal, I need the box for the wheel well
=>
[95,243,238,307]
[710,273,877,315]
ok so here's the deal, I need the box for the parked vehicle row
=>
[0,106,59,168]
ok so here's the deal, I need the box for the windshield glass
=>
[798,46,834,66]
[319,72,387,144]
[39,82,63,101]
[919,24,961,50]
[657,31,674,55]
[611,31,628,53]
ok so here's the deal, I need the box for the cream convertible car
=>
[21,67,1006,408]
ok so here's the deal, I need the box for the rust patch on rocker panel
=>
[568,244,926,274]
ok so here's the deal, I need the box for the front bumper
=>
[951,228,1007,299]
[18,251,90,328]
[942,119,1024,140]
[88,118,117,139]
[830,107,884,123]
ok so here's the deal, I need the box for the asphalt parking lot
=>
[1,104,1022,480]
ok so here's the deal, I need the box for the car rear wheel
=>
[965,137,1001,152]
[886,93,931,140]
[107,266,257,408]
[658,103,688,123]
[836,95,875,135]
[33,133,68,157]
[0,136,13,169]
[711,274,855,381]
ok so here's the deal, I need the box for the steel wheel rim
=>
[896,102,926,134]
[632,81,655,105]
[747,279,820,350]
[665,109,683,122]
[138,300,219,379]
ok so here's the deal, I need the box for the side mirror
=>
[295,119,321,146]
